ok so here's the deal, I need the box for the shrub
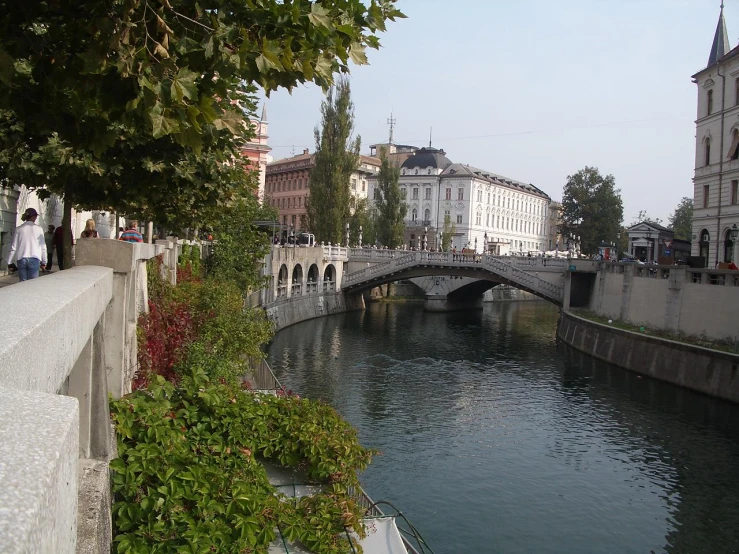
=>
[111,371,374,553]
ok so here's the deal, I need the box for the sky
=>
[259,0,732,225]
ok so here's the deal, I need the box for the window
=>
[486,214,490,226]
[444,210,451,219]
[705,139,711,166]
[351,178,357,190]
[425,188,431,200]
[424,209,430,222]
[735,78,739,106]
[703,184,710,207]
[373,189,378,199]
[362,181,366,192]
[456,214,463,224]
[732,180,738,204]
[708,89,714,116]
[458,188,464,201]
[445,188,452,200]
[412,188,419,200]
[411,208,418,222]
[730,130,739,160]
[477,190,483,202]
[487,192,491,204]
[401,188,407,199]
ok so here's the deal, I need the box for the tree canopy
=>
[306,78,360,244]
[668,197,694,241]
[0,0,404,227]
[373,151,406,248]
[560,166,623,255]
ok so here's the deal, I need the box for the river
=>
[266,301,739,554]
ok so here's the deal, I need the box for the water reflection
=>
[267,302,739,554]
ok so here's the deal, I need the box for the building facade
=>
[367,147,552,253]
[240,104,272,200]
[692,7,739,266]
[264,151,381,233]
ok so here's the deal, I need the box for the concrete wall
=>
[558,311,739,404]
[0,240,162,554]
[588,263,739,341]
[264,292,364,332]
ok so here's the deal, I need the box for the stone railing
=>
[0,240,162,553]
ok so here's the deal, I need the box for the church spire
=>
[708,4,730,67]
[260,103,268,122]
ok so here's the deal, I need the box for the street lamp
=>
[484,232,488,254]
[345,222,350,247]
[423,226,428,251]
[646,229,653,263]
[359,225,363,248]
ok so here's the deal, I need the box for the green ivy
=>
[111,371,375,553]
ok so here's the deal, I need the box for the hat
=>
[24,208,38,218]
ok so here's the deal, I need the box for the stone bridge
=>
[343,250,578,307]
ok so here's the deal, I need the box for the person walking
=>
[80,219,98,238]
[45,224,55,271]
[7,208,47,281]
[52,223,74,270]
[118,221,143,243]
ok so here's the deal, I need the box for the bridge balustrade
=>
[291,283,302,296]
[323,281,336,292]
[306,282,319,294]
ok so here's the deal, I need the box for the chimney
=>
[303,148,309,155]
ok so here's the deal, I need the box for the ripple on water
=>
[268,302,739,554]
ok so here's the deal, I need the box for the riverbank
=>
[557,310,739,404]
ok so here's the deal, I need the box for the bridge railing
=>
[342,251,565,302]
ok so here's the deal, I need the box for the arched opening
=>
[724,228,735,262]
[699,229,710,264]
[730,129,739,160]
[292,264,304,296]
[323,264,336,292]
[424,208,430,223]
[278,264,288,298]
[307,264,319,294]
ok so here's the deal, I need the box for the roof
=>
[440,163,550,199]
[708,8,731,67]
[626,221,673,233]
[400,147,453,170]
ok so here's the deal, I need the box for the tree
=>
[373,151,406,247]
[560,167,624,256]
[306,78,360,244]
[349,198,376,246]
[441,215,456,252]
[630,210,663,226]
[668,197,694,240]
[0,1,404,260]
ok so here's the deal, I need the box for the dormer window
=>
[427,169,431,174]
[415,169,418,175]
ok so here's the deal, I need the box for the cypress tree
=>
[307,78,360,244]
[374,149,407,248]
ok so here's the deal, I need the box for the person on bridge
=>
[7,208,47,281]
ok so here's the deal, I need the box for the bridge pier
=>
[425,294,483,312]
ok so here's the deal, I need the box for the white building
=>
[368,147,551,253]
[692,6,739,266]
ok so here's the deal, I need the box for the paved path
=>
[0,269,59,289]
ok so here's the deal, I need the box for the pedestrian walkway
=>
[0,269,58,289]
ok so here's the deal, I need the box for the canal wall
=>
[557,311,739,404]
[264,292,364,332]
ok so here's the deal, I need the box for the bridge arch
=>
[307,263,319,283]
[292,264,303,284]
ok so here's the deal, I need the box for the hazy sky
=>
[260,0,732,225]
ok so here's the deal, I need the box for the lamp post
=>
[484,232,488,254]
[345,222,350,247]
[359,225,363,248]
[423,226,428,251]
[646,229,653,263]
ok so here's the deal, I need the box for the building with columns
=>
[367,146,552,253]
[264,151,381,233]
[692,6,739,266]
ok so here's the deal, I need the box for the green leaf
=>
[348,43,368,66]
[204,36,214,59]
[213,110,243,135]
[0,47,14,86]
[308,3,333,29]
